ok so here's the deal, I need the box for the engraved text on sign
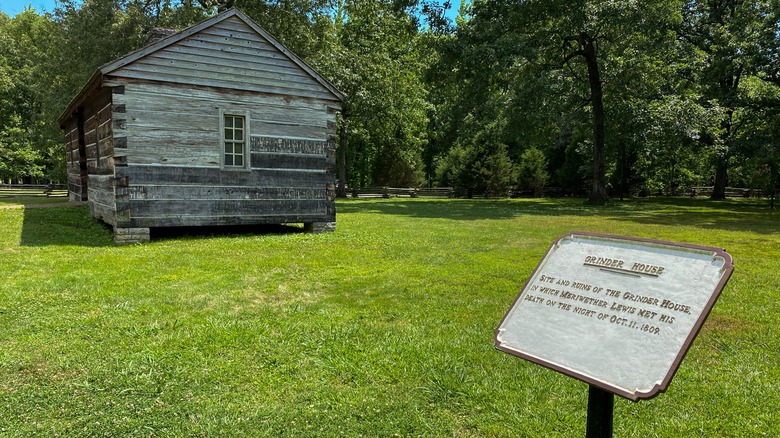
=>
[494,233,733,401]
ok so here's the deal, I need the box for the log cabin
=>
[58,8,343,243]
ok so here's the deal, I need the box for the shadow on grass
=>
[151,224,305,241]
[20,197,776,246]
[20,204,115,247]
[337,197,778,234]
[337,198,594,220]
[20,203,306,246]
[606,198,779,234]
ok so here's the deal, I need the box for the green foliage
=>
[0,116,45,181]
[436,119,515,196]
[311,0,431,188]
[516,147,549,197]
[676,0,779,198]
[3,0,780,198]
[0,9,56,182]
[228,0,332,59]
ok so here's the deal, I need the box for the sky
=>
[0,0,61,16]
[0,0,461,20]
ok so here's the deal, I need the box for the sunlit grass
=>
[0,197,777,436]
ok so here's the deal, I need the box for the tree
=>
[434,0,688,201]
[0,9,58,182]
[520,0,687,203]
[436,117,515,196]
[430,0,533,195]
[678,0,773,199]
[311,0,431,191]
[517,147,549,197]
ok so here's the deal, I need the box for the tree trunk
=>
[336,113,348,198]
[581,33,608,204]
[711,109,733,200]
[711,158,728,200]
[618,140,626,201]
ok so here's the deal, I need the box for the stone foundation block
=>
[114,227,151,244]
[304,222,336,233]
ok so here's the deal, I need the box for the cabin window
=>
[220,110,250,170]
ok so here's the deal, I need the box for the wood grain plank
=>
[159,44,301,76]
[130,198,328,217]
[128,185,326,201]
[122,90,328,127]
[128,211,334,228]
[122,164,329,188]
[113,69,335,101]
[250,153,325,170]
[174,39,295,66]
[145,50,313,81]
[120,58,329,95]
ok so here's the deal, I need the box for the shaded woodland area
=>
[2,0,780,203]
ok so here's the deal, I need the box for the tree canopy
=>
[1,0,779,202]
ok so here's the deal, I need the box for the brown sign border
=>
[494,231,734,401]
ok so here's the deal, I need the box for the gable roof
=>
[59,8,343,125]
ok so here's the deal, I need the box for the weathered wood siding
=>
[113,81,336,228]
[83,88,117,225]
[110,16,335,101]
[63,118,86,201]
[60,9,341,239]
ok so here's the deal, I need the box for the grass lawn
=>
[0,197,778,436]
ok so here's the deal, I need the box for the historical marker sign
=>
[495,232,733,401]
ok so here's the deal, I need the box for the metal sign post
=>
[586,385,614,438]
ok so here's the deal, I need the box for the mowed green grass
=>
[0,198,777,436]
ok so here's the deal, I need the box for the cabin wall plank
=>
[63,120,84,200]
[155,44,302,75]
[130,213,330,228]
[131,199,327,217]
[116,79,336,227]
[129,185,326,201]
[120,164,328,188]
[120,85,328,126]
[121,82,333,168]
[250,153,325,170]
[111,16,338,102]
[88,174,117,226]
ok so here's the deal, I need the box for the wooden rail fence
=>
[689,186,762,198]
[0,184,68,198]
[350,187,454,198]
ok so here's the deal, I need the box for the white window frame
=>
[220,109,251,171]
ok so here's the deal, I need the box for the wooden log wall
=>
[83,88,118,226]
[112,81,337,228]
[63,118,87,201]
[60,11,342,235]
[112,86,130,226]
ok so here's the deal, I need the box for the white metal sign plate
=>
[495,232,733,400]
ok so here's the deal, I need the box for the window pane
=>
[223,114,246,168]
